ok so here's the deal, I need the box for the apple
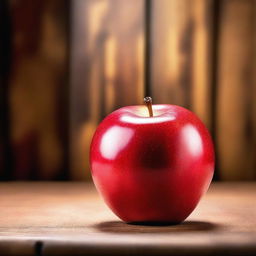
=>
[90,97,214,223]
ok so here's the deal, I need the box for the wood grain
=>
[1,0,256,182]
[252,0,256,180]
[0,182,255,256]
[151,0,213,129]
[70,0,144,180]
[7,0,69,180]
[216,0,256,180]
[0,0,12,179]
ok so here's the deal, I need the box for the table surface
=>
[0,182,255,256]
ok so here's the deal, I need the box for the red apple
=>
[90,97,214,223]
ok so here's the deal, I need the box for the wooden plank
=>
[0,0,12,179]
[190,0,214,130]
[151,0,213,129]
[216,0,255,180]
[70,0,144,180]
[8,0,69,180]
[253,0,256,179]
[0,182,255,256]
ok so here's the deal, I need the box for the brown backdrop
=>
[0,0,255,180]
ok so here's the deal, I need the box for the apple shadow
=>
[93,220,220,234]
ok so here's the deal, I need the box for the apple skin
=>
[90,104,214,223]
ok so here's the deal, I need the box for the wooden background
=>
[0,0,255,181]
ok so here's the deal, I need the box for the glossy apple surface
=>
[90,104,214,223]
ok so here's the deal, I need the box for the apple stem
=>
[144,97,153,117]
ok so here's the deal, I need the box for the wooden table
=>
[0,182,255,256]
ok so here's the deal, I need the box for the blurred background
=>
[0,0,255,181]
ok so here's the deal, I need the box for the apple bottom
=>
[92,163,213,223]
